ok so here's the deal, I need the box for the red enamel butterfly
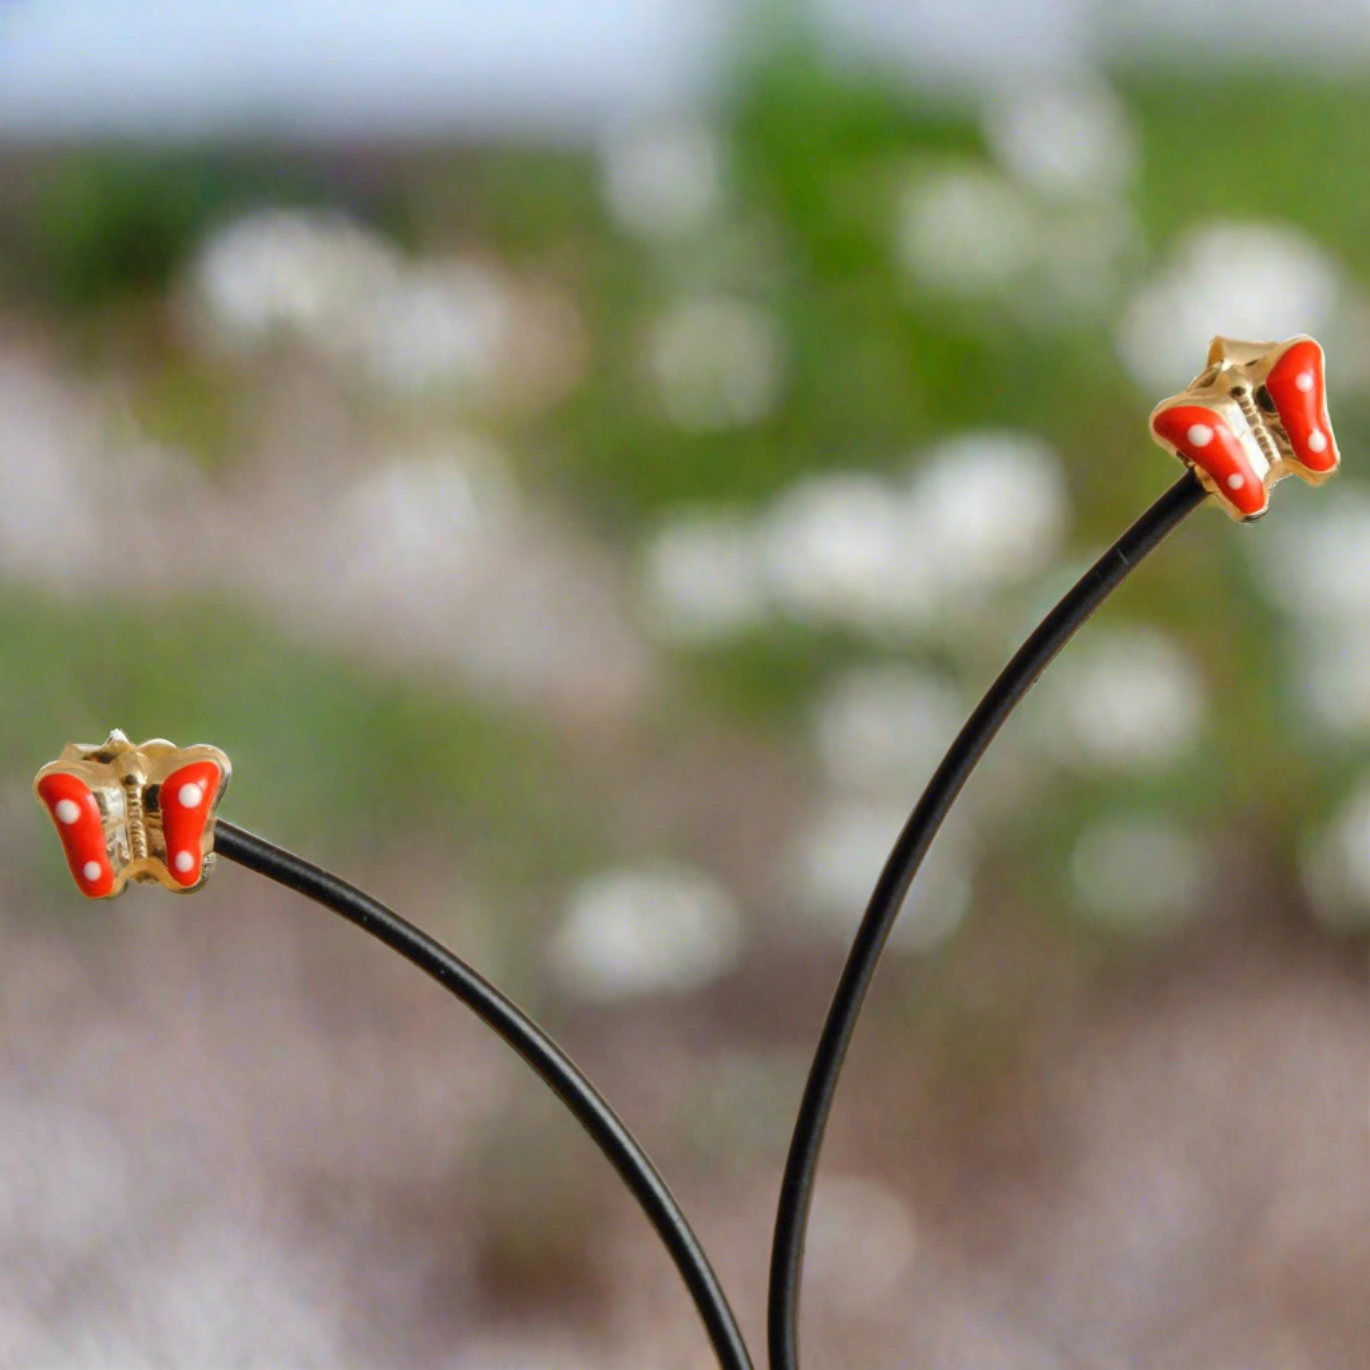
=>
[1149,334,1338,521]
[34,731,231,898]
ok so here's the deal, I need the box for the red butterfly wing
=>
[1266,338,1338,477]
[1151,402,1267,519]
[36,772,114,898]
[159,760,222,887]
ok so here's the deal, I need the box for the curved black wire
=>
[206,469,1204,1370]
[768,469,1209,1370]
[213,821,754,1370]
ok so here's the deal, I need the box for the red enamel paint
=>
[1151,403,1268,518]
[159,760,221,886]
[36,772,114,898]
[1266,338,1338,476]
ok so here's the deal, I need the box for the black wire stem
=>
[207,468,1204,1370]
[767,469,1208,1370]
[213,821,754,1370]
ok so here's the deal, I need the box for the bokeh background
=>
[2,2,1368,1366]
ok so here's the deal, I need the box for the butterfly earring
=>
[34,730,231,897]
[1149,334,1339,521]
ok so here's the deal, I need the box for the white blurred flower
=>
[1301,776,1370,931]
[1246,487,1370,624]
[290,443,648,718]
[1245,489,1370,737]
[638,435,1069,646]
[908,431,1070,590]
[550,861,744,1001]
[193,212,570,407]
[0,363,104,586]
[599,119,723,239]
[648,297,783,430]
[983,78,1139,202]
[759,473,937,633]
[1116,222,1343,396]
[639,507,767,645]
[0,363,226,597]
[1070,813,1205,930]
[896,159,1137,324]
[792,798,971,952]
[192,207,401,351]
[812,663,964,794]
[757,434,1069,638]
[896,163,1044,298]
[329,440,517,605]
[806,1176,917,1313]
[1035,625,1206,772]
[360,260,512,397]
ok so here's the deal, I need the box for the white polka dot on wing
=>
[82,861,102,882]
[1296,371,1315,393]
[1308,429,1328,453]
[177,782,204,809]
[1187,423,1214,448]
[1227,474,1245,490]
[55,799,81,825]
[175,850,196,874]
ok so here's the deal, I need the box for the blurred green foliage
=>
[1124,71,1370,264]
[0,152,414,309]
[2,46,1368,919]
[128,356,243,469]
[0,593,594,900]
[5,61,1367,518]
